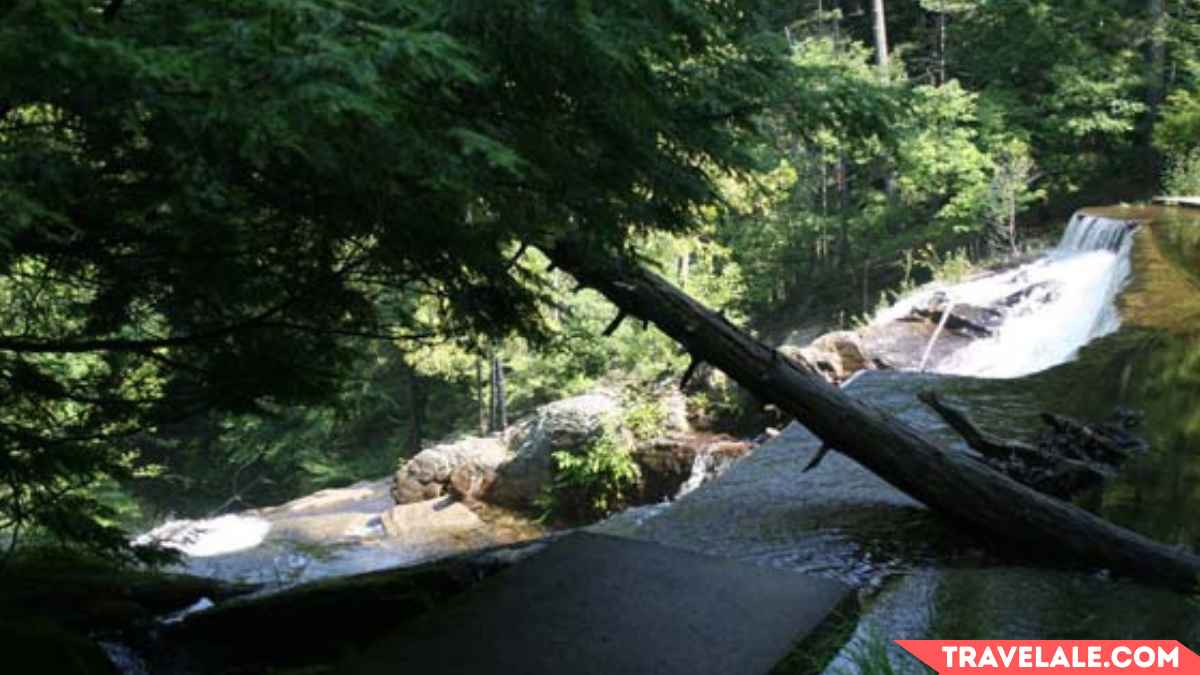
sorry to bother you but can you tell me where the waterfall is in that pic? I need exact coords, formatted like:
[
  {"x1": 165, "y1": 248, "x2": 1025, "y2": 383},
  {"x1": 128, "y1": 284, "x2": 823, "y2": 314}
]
[
  {"x1": 674, "y1": 448, "x2": 741, "y2": 499},
  {"x1": 1057, "y1": 211, "x2": 1135, "y2": 253},
  {"x1": 939, "y1": 212, "x2": 1134, "y2": 377},
  {"x1": 871, "y1": 211, "x2": 1136, "y2": 378}
]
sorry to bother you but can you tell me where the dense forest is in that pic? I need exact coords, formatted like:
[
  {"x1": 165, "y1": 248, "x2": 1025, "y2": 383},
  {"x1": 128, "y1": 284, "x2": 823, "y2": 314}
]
[{"x1": 2, "y1": 0, "x2": 1199, "y2": 564}]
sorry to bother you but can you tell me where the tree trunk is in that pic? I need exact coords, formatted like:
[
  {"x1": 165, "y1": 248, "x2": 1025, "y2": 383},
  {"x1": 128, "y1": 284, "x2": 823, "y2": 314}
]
[
  {"x1": 477, "y1": 358, "x2": 487, "y2": 436},
  {"x1": 1008, "y1": 196, "x2": 1018, "y2": 255},
  {"x1": 545, "y1": 240, "x2": 1200, "y2": 591},
  {"x1": 1148, "y1": 0, "x2": 1167, "y2": 111},
  {"x1": 495, "y1": 355, "x2": 507, "y2": 431},
  {"x1": 937, "y1": 7, "x2": 947, "y2": 86},
  {"x1": 407, "y1": 371, "x2": 427, "y2": 454},
  {"x1": 861, "y1": 258, "x2": 871, "y2": 314},
  {"x1": 871, "y1": 0, "x2": 897, "y2": 201},
  {"x1": 871, "y1": 0, "x2": 890, "y2": 75},
  {"x1": 488, "y1": 348, "x2": 507, "y2": 433},
  {"x1": 676, "y1": 250, "x2": 690, "y2": 287}
]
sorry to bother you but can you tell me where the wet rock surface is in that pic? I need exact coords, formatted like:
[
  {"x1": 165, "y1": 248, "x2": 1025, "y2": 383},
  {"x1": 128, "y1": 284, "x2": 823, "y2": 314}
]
[
  {"x1": 340, "y1": 533, "x2": 852, "y2": 675},
  {"x1": 594, "y1": 369, "x2": 1200, "y2": 669},
  {"x1": 909, "y1": 292, "x2": 1005, "y2": 338},
  {"x1": 136, "y1": 478, "x2": 542, "y2": 589},
  {"x1": 859, "y1": 319, "x2": 974, "y2": 372},
  {"x1": 380, "y1": 498, "x2": 490, "y2": 547}
]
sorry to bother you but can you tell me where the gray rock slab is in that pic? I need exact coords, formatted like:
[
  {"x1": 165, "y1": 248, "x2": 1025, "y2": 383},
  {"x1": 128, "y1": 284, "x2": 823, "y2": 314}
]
[{"x1": 344, "y1": 531, "x2": 851, "y2": 675}]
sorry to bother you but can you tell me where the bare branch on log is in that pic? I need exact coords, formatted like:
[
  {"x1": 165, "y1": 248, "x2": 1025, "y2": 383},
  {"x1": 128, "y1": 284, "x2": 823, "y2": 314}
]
[
  {"x1": 803, "y1": 444, "x2": 832, "y2": 472},
  {"x1": 602, "y1": 310, "x2": 628, "y2": 337},
  {"x1": 680, "y1": 359, "x2": 702, "y2": 389}
]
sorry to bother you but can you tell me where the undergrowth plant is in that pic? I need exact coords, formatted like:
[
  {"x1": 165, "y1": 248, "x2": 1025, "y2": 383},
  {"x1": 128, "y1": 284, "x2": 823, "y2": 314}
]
[
  {"x1": 537, "y1": 407, "x2": 647, "y2": 524},
  {"x1": 916, "y1": 244, "x2": 975, "y2": 284},
  {"x1": 838, "y1": 631, "x2": 932, "y2": 675},
  {"x1": 1163, "y1": 148, "x2": 1200, "y2": 196},
  {"x1": 622, "y1": 388, "x2": 668, "y2": 444}
]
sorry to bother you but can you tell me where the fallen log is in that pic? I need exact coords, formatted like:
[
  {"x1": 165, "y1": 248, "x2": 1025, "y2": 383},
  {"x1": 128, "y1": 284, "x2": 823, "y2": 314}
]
[
  {"x1": 1040, "y1": 412, "x2": 1134, "y2": 464},
  {"x1": 917, "y1": 390, "x2": 1044, "y2": 464},
  {"x1": 546, "y1": 239, "x2": 1200, "y2": 591},
  {"x1": 919, "y1": 391, "x2": 1117, "y2": 499}
]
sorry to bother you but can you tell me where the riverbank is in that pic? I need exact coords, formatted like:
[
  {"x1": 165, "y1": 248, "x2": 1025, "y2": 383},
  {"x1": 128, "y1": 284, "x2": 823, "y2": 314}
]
[{"x1": 1152, "y1": 195, "x2": 1200, "y2": 207}]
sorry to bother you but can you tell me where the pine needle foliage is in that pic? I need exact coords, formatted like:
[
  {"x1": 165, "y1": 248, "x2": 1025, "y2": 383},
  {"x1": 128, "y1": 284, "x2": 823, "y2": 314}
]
[{"x1": 0, "y1": 0, "x2": 892, "y2": 554}]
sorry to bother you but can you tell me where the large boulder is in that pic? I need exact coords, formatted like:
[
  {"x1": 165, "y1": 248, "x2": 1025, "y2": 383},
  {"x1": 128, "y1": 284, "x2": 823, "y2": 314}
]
[
  {"x1": 809, "y1": 330, "x2": 873, "y2": 375},
  {"x1": 390, "y1": 388, "x2": 741, "y2": 520},
  {"x1": 392, "y1": 437, "x2": 509, "y2": 505},
  {"x1": 485, "y1": 392, "x2": 621, "y2": 509},
  {"x1": 779, "y1": 330, "x2": 875, "y2": 385},
  {"x1": 447, "y1": 462, "x2": 499, "y2": 505}
]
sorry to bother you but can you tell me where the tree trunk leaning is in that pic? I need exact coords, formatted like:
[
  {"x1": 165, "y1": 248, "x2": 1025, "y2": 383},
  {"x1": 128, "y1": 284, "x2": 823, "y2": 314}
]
[{"x1": 546, "y1": 240, "x2": 1200, "y2": 591}]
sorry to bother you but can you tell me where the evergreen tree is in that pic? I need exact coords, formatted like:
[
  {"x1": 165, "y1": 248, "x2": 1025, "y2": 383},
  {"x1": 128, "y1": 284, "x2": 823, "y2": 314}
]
[{"x1": 0, "y1": 0, "x2": 890, "y2": 554}]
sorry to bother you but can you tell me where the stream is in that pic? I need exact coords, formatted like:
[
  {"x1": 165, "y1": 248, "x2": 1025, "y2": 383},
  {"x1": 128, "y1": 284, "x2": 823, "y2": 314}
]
[
  {"x1": 596, "y1": 207, "x2": 1200, "y2": 668},
  {"x1": 115, "y1": 208, "x2": 1200, "y2": 673}
]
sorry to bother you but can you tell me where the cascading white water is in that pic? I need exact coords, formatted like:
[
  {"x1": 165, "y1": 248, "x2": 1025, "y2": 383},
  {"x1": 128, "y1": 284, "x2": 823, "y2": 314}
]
[
  {"x1": 135, "y1": 514, "x2": 272, "y2": 558},
  {"x1": 1058, "y1": 212, "x2": 1134, "y2": 253},
  {"x1": 871, "y1": 211, "x2": 1135, "y2": 378}
]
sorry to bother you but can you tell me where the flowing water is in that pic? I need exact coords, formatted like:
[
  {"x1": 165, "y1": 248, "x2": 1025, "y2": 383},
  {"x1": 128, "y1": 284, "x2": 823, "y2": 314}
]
[
  {"x1": 595, "y1": 207, "x2": 1200, "y2": 668},
  {"x1": 132, "y1": 479, "x2": 539, "y2": 591},
  {"x1": 872, "y1": 211, "x2": 1136, "y2": 378}
]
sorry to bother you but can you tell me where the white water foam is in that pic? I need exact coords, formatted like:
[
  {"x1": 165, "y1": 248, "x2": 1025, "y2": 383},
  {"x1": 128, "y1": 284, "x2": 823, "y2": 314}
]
[
  {"x1": 135, "y1": 514, "x2": 272, "y2": 557},
  {"x1": 871, "y1": 211, "x2": 1135, "y2": 378}
]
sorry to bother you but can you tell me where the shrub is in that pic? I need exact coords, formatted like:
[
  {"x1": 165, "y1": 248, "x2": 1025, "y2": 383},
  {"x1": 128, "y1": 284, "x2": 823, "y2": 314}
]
[
  {"x1": 622, "y1": 391, "x2": 667, "y2": 444},
  {"x1": 1163, "y1": 147, "x2": 1200, "y2": 196},
  {"x1": 537, "y1": 418, "x2": 642, "y2": 524},
  {"x1": 1153, "y1": 90, "x2": 1200, "y2": 158},
  {"x1": 917, "y1": 244, "x2": 975, "y2": 284}
]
